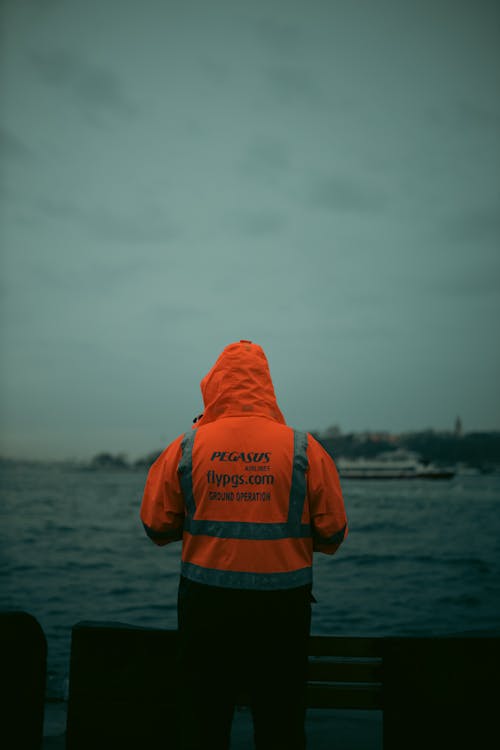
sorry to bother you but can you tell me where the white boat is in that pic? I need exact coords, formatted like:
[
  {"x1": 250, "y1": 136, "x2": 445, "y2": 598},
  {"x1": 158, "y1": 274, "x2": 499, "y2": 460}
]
[{"x1": 336, "y1": 450, "x2": 455, "y2": 480}]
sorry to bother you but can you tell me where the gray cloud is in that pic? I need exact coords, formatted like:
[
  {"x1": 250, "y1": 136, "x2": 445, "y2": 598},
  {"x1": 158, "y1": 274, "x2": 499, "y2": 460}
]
[
  {"x1": 228, "y1": 209, "x2": 285, "y2": 237},
  {"x1": 88, "y1": 207, "x2": 177, "y2": 245},
  {"x1": 0, "y1": 127, "x2": 36, "y2": 163},
  {"x1": 439, "y1": 268, "x2": 500, "y2": 298},
  {"x1": 2, "y1": 0, "x2": 500, "y2": 458},
  {"x1": 198, "y1": 56, "x2": 232, "y2": 86},
  {"x1": 264, "y1": 64, "x2": 320, "y2": 104},
  {"x1": 308, "y1": 174, "x2": 385, "y2": 213},
  {"x1": 149, "y1": 302, "x2": 206, "y2": 326},
  {"x1": 427, "y1": 100, "x2": 500, "y2": 133},
  {"x1": 36, "y1": 195, "x2": 82, "y2": 222},
  {"x1": 22, "y1": 0, "x2": 64, "y2": 9},
  {"x1": 441, "y1": 207, "x2": 500, "y2": 247},
  {"x1": 456, "y1": 101, "x2": 500, "y2": 131},
  {"x1": 35, "y1": 196, "x2": 178, "y2": 244},
  {"x1": 238, "y1": 137, "x2": 291, "y2": 185},
  {"x1": 246, "y1": 137, "x2": 290, "y2": 171},
  {"x1": 30, "y1": 49, "x2": 137, "y2": 116},
  {"x1": 254, "y1": 17, "x2": 305, "y2": 57}
]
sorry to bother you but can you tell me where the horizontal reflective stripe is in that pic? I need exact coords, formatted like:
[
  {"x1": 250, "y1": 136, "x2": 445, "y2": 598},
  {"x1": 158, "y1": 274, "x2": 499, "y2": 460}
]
[
  {"x1": 313, "y1": 523, "x2": 347, "y2": 546},
  {"x1": 181, "y1": 561, "x2": 312, "y2": 590},
  {"x1": 142, "y1": 522, "x2": 183, "y2": 542},
  {"x1": 184, "y1": 518, "x2": 312, "y2": 540}
]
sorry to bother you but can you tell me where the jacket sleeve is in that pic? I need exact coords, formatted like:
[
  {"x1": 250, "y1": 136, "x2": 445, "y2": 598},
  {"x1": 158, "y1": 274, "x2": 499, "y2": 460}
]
[
  {"x1": 140, "y1": 434, "x2": 185, "y2": 546},
  {"x1": 307, "y1": 434, "x2": 348, "y2": 555}
]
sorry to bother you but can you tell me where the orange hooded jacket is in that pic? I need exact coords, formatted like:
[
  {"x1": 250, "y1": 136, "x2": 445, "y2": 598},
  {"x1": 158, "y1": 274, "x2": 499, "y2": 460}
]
[{"x1": 140, "y1": 340, "x2": 347, "y2": 590}]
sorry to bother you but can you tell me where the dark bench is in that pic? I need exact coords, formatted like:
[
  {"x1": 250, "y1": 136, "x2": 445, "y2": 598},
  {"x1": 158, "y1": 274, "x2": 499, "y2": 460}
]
[
  {"x1": 0, "y1": 611, "x2": 47, "y2": 750},
  {"x1": 66, "y1": 622, "x2": 499, "y2": 750}
]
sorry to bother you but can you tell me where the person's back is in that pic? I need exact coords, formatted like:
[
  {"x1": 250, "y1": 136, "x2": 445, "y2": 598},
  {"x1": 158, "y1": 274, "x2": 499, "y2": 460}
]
[
  {"x1": 180, "y1": 414, "x2": 325, "y2": 590},
  {"x1": 140, "y1": 340, "x2": 348, "y2": 749}
]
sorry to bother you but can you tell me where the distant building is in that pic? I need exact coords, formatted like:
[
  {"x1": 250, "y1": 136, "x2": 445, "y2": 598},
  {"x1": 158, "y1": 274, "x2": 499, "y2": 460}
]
[
  {"x1": 323, "y1": 425, "x2": 342, "y2": 438},
  {"x1": 454, "y1": 417, "x2": 463, "y2": 437}
]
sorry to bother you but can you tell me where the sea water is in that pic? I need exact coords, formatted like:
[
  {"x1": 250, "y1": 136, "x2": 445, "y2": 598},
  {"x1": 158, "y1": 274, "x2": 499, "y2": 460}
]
[{"x1": 1, "y1": 461, "x2": 500, "y2": 703}]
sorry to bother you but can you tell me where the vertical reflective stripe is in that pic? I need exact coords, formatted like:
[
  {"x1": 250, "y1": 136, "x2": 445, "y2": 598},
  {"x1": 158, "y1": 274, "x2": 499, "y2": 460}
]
[
  {"x1": 287, "y1": 430, "x2": 309, "y2": 533},
  {"x1": 179, "y1": 431, "x2": 196, "y2": 517}
]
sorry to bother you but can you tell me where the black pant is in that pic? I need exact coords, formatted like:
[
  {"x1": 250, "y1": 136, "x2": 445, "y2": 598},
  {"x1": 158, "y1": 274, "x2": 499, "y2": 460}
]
[{"x1": 177, "y1": 576, "x2": 312, "y2": 750}]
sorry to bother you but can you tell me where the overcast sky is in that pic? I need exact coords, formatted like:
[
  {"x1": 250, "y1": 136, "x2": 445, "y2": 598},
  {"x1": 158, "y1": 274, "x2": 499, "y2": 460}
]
[{"x1": 1, "y1": 0, "x2": 499, "y2": 460}]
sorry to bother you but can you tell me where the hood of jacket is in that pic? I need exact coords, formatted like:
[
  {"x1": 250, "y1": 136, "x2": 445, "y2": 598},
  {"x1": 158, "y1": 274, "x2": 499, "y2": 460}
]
[{"x1": 194, "y1": 340, "x2": 286, "y2": 428}]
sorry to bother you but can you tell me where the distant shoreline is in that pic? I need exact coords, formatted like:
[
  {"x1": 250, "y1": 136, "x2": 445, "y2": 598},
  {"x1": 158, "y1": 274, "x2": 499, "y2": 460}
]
[{"x1": 2, "y1": 428, "x2": 500, "y2": 471}]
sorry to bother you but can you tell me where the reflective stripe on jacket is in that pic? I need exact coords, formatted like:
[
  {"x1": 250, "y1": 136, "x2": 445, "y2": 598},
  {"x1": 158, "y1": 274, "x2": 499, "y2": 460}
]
[{"x1": 140, "y1": 340, "x2": 348, "y2": 590}]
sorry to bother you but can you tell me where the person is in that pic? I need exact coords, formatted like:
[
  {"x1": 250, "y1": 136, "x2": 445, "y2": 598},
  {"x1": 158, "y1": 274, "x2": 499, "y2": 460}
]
[{"x1": 140, "y1": 340, "x2": 348, "y2": 750}]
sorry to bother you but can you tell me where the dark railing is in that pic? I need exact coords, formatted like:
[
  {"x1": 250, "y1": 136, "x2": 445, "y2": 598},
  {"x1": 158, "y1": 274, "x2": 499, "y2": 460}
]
[
  {"x1": 1, "y1": 614, "x2": 498, "y2": 750},
  {"x1": 66, "y1": 621, "x2": 499, "y2": 750}
]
